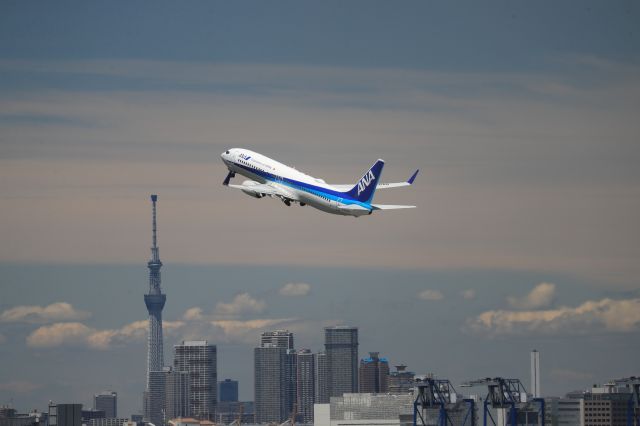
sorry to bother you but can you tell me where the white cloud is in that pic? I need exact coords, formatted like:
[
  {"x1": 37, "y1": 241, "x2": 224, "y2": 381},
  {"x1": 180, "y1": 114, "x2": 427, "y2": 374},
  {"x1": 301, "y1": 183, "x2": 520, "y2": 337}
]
[
  {"x1": 0, "y1": 381, "x2": 43, "y2": 393},
  {"x1": 460, "y1": 289, "x2": 476, "y2": 300},
  {"x1": 0, "y1": 302, "x2": 90, "y2": 324},
  {"x1": 215, "y1": 293, "x2": 266, "y2": 318},
  {"x1": 182, "y1": 307, "x2": 204, "y2": 321},
  {"x1": 279, "y1": 283, "x2": 311, "y2": 297},
  {"x1": 210, "y1": 318, "x2": 297, "y2": 344},
  {"x1": 26, "y1": 319, "x2": 186, "y2": 350},
  {"x1": 467, "y1": 297, "x2": 640, "y2": 337},
  {"x1": 26, "y1": 322, "x2": 93, "y2": 348},
  {"x1": 419, "y1": 289, "x2": 444, "y2": 301},
  {"x1": 507, "y1": 283, "x2": 556, "y2": 309}
]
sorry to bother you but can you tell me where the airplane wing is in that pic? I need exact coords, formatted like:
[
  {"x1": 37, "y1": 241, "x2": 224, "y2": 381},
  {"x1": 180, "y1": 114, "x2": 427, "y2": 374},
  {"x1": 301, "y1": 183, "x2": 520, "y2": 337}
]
[
  {"x1": 371, "y1": 204, "x2": 416, "y2": 210},
  {"x1": 331, "y1": 169, "x2": 419, "y2": 191},
  {"x1": 228, "y1": 182, "x2": 300, "y2": 201}
]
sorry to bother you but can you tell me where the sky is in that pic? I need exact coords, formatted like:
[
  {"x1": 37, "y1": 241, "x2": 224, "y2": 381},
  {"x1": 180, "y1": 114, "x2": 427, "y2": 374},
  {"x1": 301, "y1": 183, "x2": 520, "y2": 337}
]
[{"x1": 1, "y1": 0, "x2": 639, "y2": 418}]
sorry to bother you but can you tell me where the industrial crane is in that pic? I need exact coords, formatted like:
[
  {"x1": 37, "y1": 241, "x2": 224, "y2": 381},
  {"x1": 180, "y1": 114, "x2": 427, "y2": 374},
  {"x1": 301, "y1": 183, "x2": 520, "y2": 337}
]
[
  {"x1": 461, "y1": 377, "x2": 544, "y2": 426},
  {"x1": 413, "y1": 377, "x2": 475, "y2": 426},
  {"x1": 607, "y1": 376, "x2": 640, "y2": 426}
]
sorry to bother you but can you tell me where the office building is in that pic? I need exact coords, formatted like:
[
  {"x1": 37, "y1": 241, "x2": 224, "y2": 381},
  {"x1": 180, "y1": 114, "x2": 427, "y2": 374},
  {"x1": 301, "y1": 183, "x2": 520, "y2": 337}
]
[
  {"x1": 254, "y1": 331, "x2": 297, "y2": 424},
  {"x1": 359, "y1": 352, "x2": 390, "y2": 394},
  {"x1": 87, "y1": 419, "x2": 128, "y2": 426},
  {"x1": 297, "y1": 349, "x2": 316, "y2": 424},
  {"x1": 174, "y1": 341, "x2": 217, "y2": 421},
  {"x1": 218, "y1": 379, "x2": 238, "y2": 402},
  {"x1": 143, "y1": 195, "x2": 167, "y2": 424},
  {"x1": 48, "y1": 404, "x2": 81, "y2": 426},
  {"x1": 325, "y1": 326, "x2": 359, "y2": 398},
  {"x1": 93, "y1": 392, "x2": 117, "y2": 419},
  {"x1": 314, "y1": 393, "x2": 414, "y2": 426},
  {"x1": 260, "y1": 330, "x2": 294, "y2": 350},
  {"x1": 315, "y1": 351, "x2": 329, "y2": 404},
  {"x1": 388, "y1": 365, "x2": 415, "y2": 394},
  {"x1": 145, "y1": 370, "x2": 167, "y2": 426},
  {"x1": 165, "y1": 367, "x2": 191, "y2": 420},
  {"x1": 81, "y1": 410, "x2": 105, "y2": 423}
]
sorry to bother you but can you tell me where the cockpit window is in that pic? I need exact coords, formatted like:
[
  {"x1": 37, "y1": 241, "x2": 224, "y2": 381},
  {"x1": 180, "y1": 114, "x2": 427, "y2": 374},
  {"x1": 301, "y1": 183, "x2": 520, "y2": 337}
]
[{"x1": 225, "y1": 150, "x2": 230, "y2": 154}]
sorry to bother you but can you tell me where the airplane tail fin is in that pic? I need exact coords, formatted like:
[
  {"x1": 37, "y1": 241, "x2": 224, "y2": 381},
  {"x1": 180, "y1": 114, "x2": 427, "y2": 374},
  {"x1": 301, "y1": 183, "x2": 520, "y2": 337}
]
[{"x1": 343, "y1": 159, "x2": 385, "y2": 203}]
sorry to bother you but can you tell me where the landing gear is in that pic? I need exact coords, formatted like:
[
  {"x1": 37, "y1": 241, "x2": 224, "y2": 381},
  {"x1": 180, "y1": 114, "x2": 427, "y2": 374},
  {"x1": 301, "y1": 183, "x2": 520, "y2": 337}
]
[
  {"x1": 300, "y1": 202, "x2": 306, "y2": 206},
  {"x1": 223, "y1": 171, "x2": 236, "y2": 186},
  {"x1": 284, "y1": 199, "x2": 291, "y2": 206}
]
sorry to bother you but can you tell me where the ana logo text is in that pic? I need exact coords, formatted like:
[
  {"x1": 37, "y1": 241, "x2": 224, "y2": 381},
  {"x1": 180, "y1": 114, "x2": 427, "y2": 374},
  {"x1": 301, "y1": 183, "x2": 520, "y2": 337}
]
[{"x1": 357, "y1": 170, "x2": 376, "y2": 196}]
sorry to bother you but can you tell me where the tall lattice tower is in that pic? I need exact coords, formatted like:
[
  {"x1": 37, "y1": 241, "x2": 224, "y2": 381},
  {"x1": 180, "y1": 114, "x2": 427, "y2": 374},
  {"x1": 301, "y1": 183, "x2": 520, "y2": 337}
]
[{"x1": 143, "y1": 194, "x2": 166, "y2": 425}]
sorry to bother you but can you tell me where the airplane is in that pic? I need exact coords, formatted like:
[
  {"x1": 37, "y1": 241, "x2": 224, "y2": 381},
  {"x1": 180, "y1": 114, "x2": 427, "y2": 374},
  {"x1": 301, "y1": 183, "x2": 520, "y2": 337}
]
[{"x1": 220, "y1": 148, "x2": 418, "y2": 217}]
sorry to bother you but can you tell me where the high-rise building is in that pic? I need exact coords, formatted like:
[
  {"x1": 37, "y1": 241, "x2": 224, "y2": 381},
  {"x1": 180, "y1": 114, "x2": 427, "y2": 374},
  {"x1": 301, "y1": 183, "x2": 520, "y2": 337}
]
[
  {"x1": 531, "y1": 349, "x2": 541, "y2": 398},
  {"x1": 48, "y1": 404, "x2": 82, "y2": 426},
  {"x1": 388, "y1": 364, "x2": 415, "y2": 394},
  {"x1": 296, "y1": 349, "x2": 315, "y2": 424},
  {"x1": 218, "y1": 379, "x2": 238, "y2": 402},
  {"x1": 325, "y1": 326, "x2": 359, "y2": 398},
  {"x1": 359, "y1": 352, "x2": 389, "y2": 393},
  {"x1": 174, "y1": 340, "x2": 217, "y2": 421},
  {"x1": 254, "y1": 330, "x2": 297, "y2": 424},
  {"x1": 146, "y1": 370, "x2": 167, "y2": 426},
  {"x1": 94, "y1": 392, "x2": 117, "y2": 418},
  {"x1": 260, "y1": 330, "x2": 294, "y2": 350},
  {"x1": 315, "y1": 351, "x2": 329, "y2": 404},
  {"x1": 143, "y1": 195, "x2": 167, "y2": 424},
  {"x1": 165, "y1": 367, "x2": 191, "y2": 420}
]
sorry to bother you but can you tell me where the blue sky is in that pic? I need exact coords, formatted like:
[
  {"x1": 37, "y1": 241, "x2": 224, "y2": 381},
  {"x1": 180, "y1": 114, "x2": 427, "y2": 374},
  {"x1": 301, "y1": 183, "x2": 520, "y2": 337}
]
[{"x1": 1, "y1": 0, "x2": 639, "y2": 418}]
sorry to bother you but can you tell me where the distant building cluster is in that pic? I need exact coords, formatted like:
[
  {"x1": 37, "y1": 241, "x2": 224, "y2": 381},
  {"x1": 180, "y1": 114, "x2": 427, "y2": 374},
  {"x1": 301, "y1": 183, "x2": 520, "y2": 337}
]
[{"x1": 6, "y1": 196, "x2": 637, "y2": 426}]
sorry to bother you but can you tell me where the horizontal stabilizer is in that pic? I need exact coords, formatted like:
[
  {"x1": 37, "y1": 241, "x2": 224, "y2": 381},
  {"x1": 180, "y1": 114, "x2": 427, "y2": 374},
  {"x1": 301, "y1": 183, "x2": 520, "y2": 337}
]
[{"x1": 371, "y1": 204, "x2": 416, "y2": 210}]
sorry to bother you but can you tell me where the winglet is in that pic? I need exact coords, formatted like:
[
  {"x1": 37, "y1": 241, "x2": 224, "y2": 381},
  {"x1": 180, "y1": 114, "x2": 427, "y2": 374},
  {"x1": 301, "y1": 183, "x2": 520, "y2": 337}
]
[{"x1": 407, "y1": 169, "x2": 419, "y2": 185}]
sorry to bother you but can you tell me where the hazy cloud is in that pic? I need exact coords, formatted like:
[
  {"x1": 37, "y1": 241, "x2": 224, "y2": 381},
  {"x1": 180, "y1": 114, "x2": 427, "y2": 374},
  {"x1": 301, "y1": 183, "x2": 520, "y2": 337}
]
[
  {"x1": 551, "y1": 369, "x2": 595, "y2": 381},
  {"x1": 210, "y1": 318, "x2": 298, "y2": 344},
  {"x1": 25, "y1": 319, "x2": 186, "y2": 350},
  {"x1": 215, "y1": 293, "x2": 266, "y2": 318},
  {"x1": 279, "y1": 283, "x2": 311, "y2": 297},
  {"x1": 26, "y1": 322, "x2": 93, "y2": 348},
  {"x1": 0, "y1": 381, "x2": 43, "y2": 393},
  {"x1": 507, "y1": 283, "x2": 556, "y2": 310},
  {"x1": 467, "y1": 297, "x2": 640, "y2": 337},
  {"x1": 0, "y1": 333, "x2": 6, "y2": 344},
  {"x1": 0, "y1": 302, "x2": 90, "y2": 324},
  {"x1": 419, "y1": 289, "x2": 444, "y2": 301},
  {"x1": 182, "y1": 307, "x2": 204, "y2": 321},
  {"x1": 460, "y1": 289, "x2": 476, "y2": 300}
]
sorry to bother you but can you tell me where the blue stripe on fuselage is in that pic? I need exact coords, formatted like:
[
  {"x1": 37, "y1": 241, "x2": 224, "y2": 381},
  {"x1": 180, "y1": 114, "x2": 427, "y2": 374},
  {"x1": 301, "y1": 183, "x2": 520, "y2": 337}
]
[{"x1": 233, "y1": 162, "x2": 371, "y2": 209}]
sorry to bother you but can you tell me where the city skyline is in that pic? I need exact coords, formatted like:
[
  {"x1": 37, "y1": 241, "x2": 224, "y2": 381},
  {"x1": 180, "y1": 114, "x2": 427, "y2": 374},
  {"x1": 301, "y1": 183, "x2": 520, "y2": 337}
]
[{"x1": 1, "y1": 0, "x2": 639, "y2": 420}]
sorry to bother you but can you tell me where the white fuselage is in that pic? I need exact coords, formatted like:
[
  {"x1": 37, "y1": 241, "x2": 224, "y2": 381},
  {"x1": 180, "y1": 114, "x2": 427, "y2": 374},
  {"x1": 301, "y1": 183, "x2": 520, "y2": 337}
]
[{"x1": 221, "y1": 148, "x2": 372, "y2": 216}]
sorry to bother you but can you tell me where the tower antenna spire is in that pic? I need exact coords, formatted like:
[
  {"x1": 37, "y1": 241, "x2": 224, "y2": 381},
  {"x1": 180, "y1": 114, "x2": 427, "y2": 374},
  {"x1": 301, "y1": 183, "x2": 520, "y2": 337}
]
[
  {"x1": 151, "y1": 194, "x2": 158, "y2": 249},
  {"x1": 143, "y1": 194, "x2": 166, "y2": 425}
]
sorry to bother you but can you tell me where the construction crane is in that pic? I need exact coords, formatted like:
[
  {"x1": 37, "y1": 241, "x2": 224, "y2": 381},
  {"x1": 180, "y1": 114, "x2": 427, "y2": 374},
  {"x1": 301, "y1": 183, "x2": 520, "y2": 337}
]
[
  {"x1": 607, "y1": 376, "x2": 640, "y2": 426},
  {"x1": 461, "y1": 377, "x2": 544, "y2": 426},
  {"x1": 413, "y1": 377, "x2": 475, "y2": 426}
]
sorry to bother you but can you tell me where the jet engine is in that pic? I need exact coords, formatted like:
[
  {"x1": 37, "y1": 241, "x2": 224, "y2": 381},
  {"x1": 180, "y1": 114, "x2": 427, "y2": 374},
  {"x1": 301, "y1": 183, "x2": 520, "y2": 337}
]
[{"x1": 240, "y1": 180, "x2": 264, "y2": 198}]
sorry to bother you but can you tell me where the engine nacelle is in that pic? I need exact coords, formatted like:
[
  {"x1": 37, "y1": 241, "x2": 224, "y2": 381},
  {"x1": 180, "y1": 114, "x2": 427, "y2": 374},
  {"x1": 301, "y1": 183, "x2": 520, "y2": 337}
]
[{"x1": 240, "y1": 180, "x2": 264, "y2": 198}]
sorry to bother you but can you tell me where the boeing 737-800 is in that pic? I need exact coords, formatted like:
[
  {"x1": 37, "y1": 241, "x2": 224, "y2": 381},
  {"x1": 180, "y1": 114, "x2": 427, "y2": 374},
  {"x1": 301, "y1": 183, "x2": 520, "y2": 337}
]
[{"x1": 221, "y1": 148, "x2": 418, "y2": 217}]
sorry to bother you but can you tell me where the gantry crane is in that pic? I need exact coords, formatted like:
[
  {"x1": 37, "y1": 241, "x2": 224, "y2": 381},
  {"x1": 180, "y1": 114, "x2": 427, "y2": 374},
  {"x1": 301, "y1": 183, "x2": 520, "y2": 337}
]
[
  {"x1": 413, "y1": 377, "x2": 475, "y2": 426},
  {"x1": 607, "y1": 376, "x2": 640, "y2": 426},
  {"x1": 461, "y1": 377, "x2": 544, "y2": 426}
]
